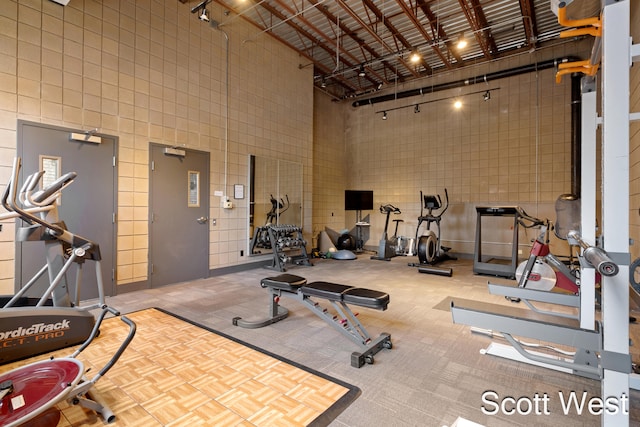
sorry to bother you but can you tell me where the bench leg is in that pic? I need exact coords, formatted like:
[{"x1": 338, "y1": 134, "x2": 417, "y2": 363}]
[
  {"x1": 233, "y1": 289, "x2": 290, "y2": 329},
  {"x1": 351, "y1": 333, "x2": 392, "y2": 368},
  {"x1": 301, "y1": 297, "x2": 393, "y2": 367}
]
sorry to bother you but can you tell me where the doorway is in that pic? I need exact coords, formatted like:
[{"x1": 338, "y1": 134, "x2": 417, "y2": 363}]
[
  {"x1": 149, "y1": 144, "x2": 210, "y2": 287},
  {"x1": 16, "y1": 120, "x2": 117, "y2": 300}
]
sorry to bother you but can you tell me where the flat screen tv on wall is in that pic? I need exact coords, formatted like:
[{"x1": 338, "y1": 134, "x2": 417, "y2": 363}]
[{"x1": 345, "y1": 190, "x2": 374, "y2": 211}]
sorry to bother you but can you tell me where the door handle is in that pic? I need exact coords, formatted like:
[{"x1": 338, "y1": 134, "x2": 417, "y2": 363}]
[{"x1": 196, "y1": 216, "x2": 208, "y2": 224}]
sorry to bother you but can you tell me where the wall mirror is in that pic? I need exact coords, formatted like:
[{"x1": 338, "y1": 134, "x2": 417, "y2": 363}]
[{"x1": 249, "y1": 155, "x2": 303, "y2": 255}]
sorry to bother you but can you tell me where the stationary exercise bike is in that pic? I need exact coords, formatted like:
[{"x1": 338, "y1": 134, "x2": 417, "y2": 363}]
[
  {"x1": 0, "y1": 158, "x2": 108, "y2": 364},
  {"x1": 509, "y1": 205, "x2": 617, "y2": 302},
  {"x1": 409, "y1": 189, "x2": 455, "y2": 276},
  {"x1": 511, "y1": 215, "x2": 580, "y2": 295},
  {"x1": 371, "y1": 204, "x2": 401, "y2": 261}
]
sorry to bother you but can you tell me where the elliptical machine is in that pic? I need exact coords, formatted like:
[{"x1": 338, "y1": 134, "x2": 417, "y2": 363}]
[
  {"x1": 0, "y1": 158, "x2": 107, "y2": 364},
  {"x1": 371, "y1": 204, "x2": 402, "y2": 261},
  {"x1": 410, "y1": 189, "x2": 455, "y2": 276}
]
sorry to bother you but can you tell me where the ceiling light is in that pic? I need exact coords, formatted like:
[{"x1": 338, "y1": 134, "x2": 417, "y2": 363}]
[
  {"x1": 483, "y1": 90, "x2": 491, "y2": 101},
  {"x1": 409, "y1": 49, "x2": 421, "y2": 64},
  {"x1": 199, "y1": 8, "x2": 210, "y2": 22},
  {"x1": 414, "y1": 104, "x2": 420, "y2": 113},
  {"x1": 457, "y1": 33, "x2": 468, "y2": 49},
  {"x1": 382, "y1": 111, "x2": 388, "y2": 120},
  {"x1": 321, "y1": 77, "x2": 327, "y2": 88},
  {"x1": 358, "y1": 65, "x2": 366, "y2": 77},
  {"x1": 454, "y1": 100, "x2": 462, "y2": 109}
]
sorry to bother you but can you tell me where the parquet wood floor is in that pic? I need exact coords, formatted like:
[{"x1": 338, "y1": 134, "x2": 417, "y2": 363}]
[{"x1": 0, "y1": 308, "x2": 359, "y2": 426}]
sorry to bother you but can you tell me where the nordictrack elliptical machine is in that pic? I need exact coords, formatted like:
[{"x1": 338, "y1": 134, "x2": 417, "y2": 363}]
[
  {"x1": 371, "y1": 204, "x2": 401, "y2": 261},
  {"x1": 409, "y1": 189, "x2": 455, "y2": 276},
  {"x1": 0, "y1": 158, "x2": 107, "y2": 364}
]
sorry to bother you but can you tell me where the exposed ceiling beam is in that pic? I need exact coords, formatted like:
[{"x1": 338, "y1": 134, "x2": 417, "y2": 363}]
[
  {"x1": 458, "y1": 0, "x2": 498, "y2": 59},
  {"x1": 416, "y1": 0, "x2": 464, "y2": 67},
  {"x1": 519, "y1": 0, "x2": 539, "y2": 49}
]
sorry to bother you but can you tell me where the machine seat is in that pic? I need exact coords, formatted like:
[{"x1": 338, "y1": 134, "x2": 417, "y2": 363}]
[
  {"x1": 343, "y1": 288, "x2": 389, "y2": 310},
  {"x1": 260, "y1": 274, "x2": 307, "y2": 291},
  {"x1": 301, "y1": 282, "x2": 353, "y2": 301}
]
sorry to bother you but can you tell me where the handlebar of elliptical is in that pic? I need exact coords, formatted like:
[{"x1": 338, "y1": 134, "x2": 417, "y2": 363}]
[
  {"x1": 5, "y1": 158, "x2": 65, "y2": 235},
  {"x1": 440, "y1": 188, "x2": 449, "y2": 215},
  {"x1": 24, "y1": 171, "x2": 77, "y2": 207},
  {"x1": 380, "y1": 204, "x2": 401, "y2": 214},
  {"x1": 567, "y1": 230, "x2": 619, "y2": 276},
  {"x1": 420, "y1": 189, "x2": 449, "y2": 217}
]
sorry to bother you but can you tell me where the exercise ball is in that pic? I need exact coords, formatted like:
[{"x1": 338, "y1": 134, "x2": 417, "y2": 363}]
[{"x1": 336, "y1": 234, "x2": 355, "y2": 250}]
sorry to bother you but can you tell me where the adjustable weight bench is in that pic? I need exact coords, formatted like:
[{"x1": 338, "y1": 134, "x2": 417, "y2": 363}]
[{"x1": 232, "y1": 274, "x2": 392, "y2": 368}]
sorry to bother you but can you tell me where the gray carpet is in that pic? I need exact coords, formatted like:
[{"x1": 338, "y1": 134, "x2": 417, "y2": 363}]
[{"x1": 97, "y1": 255, "x2": 640, "y2": 426}]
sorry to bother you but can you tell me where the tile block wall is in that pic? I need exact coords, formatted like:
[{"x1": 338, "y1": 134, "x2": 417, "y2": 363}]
[
  {"x1": 312, "y1": 92, "x2": 348, "y2": 248},
  {"x1": 315, "y1": 41, "x2": 599, "y2": 258},
  {"x1": 0, "y1": 0, "x2": 313, "y2": 293}
]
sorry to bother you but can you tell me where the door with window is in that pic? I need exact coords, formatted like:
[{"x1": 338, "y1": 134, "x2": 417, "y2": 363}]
[
  {"x1": 16, "y1": 120, "x2": 117, "y2": 299},
  {"x1": 149, "y1": 144, "x2": 210, "y2": 287}
]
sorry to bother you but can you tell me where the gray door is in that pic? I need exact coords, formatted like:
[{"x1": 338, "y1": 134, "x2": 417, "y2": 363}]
[
  {"x1": 149, "y1": 144, "x2": 210, "y2": 287},
  {"x1": 16, "y1": 120, "x2": 117, "y2": 299}
]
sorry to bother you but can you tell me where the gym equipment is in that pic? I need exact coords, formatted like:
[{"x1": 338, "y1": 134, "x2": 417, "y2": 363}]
[
  {"x1": 370, "y1": 204, "x2": 401, "y2": 261},
  {"x1": 473, "y1": 206, "x2": 520, "y2": 278},
  {"x1": 394, "y1": 236, "x2": 414, "y2": 256},
  {"x1": 0, "y1": 306, "x2": 136, "y2": 426},
  {"x1": 409, "y1": 189, "x2": 455, "y2": 276},
  {"x1": 232, "y1": 273, "x2": 392, "y2": 367},
  {"x1": 0, "y1": 158, "x2": 109, "y2": 364},
  {"x1": 453, "y1": 6, "x2": 636, "y2": 422},
  {"x1": 331, "y1": 249, "x2": 357, "y2": 260},
  {"x1": 415, "y1": 189, "x2": 455, "y2": 263},
  {"x1": 491, "y1": 205, "x2": 617, "y2": 315},
  {"x1": 336, "y1": 232, "x2": 355, "y2": 251},
  {"x1": 266, "y1": 224, "x2": 312, "y2": 272},
  {"x1": 452, "y1": 229, "x2": 620, "y2": 380},
  {"x1": 512, "y1": 214, "x2": 579, "y2": 293},
  {"x1": 250, "y1": 194, "x2": 289, "y2": 254}
]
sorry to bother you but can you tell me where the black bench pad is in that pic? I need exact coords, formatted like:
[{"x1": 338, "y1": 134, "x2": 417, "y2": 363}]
[
  {"x1": 301, "y1": 281, "x2": 353, "y2": 301},
  {"x1": 343, "y1": 288, "x2": 389, "y2": 310},
  {"x1": 261, "y1": 274, "x2": 307, "y2": 291}
]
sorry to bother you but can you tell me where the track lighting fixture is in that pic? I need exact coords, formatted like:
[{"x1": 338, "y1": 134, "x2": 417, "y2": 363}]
[
  {"x1": 374, "y1": 88, "x2": 498, "y2": 118},
  {"x1": 191, "y1": 0, "x2": 211, "y2": 22},
  {"x1": 191, "y1": 0, "x2": 210, "y2": 13},
  {"x1": 358, "y1": 65, "x2": 366, "y2": 77}
]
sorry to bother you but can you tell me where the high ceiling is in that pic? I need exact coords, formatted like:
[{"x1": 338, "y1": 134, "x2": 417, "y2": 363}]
[{"x1": 184, "y1": 0, "x2": 598, "y2": 100}]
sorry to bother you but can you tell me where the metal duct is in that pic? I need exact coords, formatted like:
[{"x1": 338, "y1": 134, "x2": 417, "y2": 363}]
[{"x1": 352, "y1": 57, "x2": 578, "y2": 108}]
